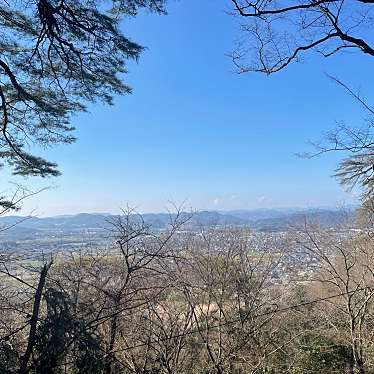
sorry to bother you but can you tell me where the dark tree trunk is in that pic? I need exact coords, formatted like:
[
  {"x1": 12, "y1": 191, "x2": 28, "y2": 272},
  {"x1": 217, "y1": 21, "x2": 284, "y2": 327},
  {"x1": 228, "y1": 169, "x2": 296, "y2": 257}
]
[{"x1": 18, "y1": 262, "x2": 52, "y2": 374}]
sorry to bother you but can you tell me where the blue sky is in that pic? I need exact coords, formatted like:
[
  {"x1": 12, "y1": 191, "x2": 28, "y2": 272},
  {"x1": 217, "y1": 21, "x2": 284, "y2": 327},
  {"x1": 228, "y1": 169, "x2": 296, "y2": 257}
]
[{"x1": 4, "y1": 0, "x2": 374, "y2": 216}]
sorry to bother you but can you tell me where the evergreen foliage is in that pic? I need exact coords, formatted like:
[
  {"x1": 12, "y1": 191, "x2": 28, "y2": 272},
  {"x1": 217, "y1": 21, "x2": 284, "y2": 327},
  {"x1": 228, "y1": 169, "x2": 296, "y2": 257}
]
[
  {"x1": 33, "y1": 288, "x2": 105, "y2": 374},
  {"x1": 0, "y1": 0, "x2": 166, "y2": 210}
]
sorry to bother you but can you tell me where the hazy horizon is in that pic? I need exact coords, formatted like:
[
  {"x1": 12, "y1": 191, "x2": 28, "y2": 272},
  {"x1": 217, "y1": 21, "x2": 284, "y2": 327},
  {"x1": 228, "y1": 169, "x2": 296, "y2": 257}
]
[{"x1": 7, "y1": 201, "x2": 359, "y2": 219}]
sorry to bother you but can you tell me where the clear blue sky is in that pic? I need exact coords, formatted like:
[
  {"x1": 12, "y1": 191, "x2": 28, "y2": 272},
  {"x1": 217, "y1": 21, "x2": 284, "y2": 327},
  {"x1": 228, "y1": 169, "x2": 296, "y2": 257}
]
[{"x1": 5, "y1": 0, "x2": 374, "y2": 216}]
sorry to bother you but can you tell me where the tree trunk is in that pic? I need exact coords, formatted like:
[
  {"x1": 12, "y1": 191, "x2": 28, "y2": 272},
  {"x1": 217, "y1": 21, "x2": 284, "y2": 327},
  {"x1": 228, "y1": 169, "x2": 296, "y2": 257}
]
[{"x1": 18, "y1": 262, "x2": 52, "y2": 374}]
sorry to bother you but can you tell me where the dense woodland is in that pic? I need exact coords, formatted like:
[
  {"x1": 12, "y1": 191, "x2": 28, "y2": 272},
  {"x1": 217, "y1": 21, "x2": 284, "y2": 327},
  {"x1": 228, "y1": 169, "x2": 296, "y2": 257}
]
[{"x1": 2, "y1": 208, "x2": 374, "y2": 373}]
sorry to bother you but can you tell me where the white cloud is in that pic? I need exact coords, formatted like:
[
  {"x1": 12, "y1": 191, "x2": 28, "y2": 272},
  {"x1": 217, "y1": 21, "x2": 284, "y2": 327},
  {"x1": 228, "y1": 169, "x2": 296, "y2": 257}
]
[{"x1": 257, "y1": 195, "x2": 271, "y2": 205}]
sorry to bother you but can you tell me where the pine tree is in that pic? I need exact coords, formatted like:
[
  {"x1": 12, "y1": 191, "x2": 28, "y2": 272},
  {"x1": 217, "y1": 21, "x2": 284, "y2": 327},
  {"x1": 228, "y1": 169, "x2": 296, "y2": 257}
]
[{"x1": 0, "y1": 0, "x2": 166, "y2": 209}]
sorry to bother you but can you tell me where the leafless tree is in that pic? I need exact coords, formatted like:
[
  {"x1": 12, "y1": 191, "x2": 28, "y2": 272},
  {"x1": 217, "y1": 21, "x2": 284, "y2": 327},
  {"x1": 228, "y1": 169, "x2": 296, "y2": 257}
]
[
  {"x1": 174, "y1": 227, "x2": 294, "y2": 373},
  {"x1": 294, "y1": 223, "x2": 374, "y2": 373},
  {"x1": 229, "y1": 0, "x2": 374, "y2": 74},
  {"x1": 47, "y1": 206, "x2": 190, "y2": 373}
]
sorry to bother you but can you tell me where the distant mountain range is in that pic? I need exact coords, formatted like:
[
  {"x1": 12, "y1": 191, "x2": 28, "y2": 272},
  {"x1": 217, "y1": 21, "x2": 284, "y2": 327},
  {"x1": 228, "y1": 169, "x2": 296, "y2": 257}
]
[{"x1": 0, "y1": 207, "x2": 357, "y2": 241}]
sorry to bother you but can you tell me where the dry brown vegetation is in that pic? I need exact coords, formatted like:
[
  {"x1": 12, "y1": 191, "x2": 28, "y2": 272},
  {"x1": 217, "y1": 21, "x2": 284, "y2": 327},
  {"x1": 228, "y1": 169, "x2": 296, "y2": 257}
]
[{"x1": 0, "y1": 210, "x2": 374, "y2": 373}]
